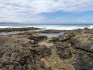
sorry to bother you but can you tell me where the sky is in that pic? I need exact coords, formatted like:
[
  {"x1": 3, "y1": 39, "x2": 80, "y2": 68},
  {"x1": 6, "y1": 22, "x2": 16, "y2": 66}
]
[{"x1": 0, "y1": 0, "x2": 93, "y2": 24}]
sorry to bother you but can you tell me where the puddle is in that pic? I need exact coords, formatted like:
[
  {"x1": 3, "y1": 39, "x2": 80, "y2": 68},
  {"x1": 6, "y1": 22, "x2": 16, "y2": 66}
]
[
  {"x1": 0, "y1": 31, "x2": 64, "y2": 38},
  {"x1": 39, "y1": 32, "x2": 64, "y2": 39}
]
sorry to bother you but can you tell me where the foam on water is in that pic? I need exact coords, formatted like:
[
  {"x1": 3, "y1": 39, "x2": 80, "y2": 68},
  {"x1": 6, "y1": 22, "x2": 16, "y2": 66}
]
[
  {"x1": 23, "y1": 25, "x2": 93, "y2": 30},
  {"x1": 0, "y1": 24, "x2": 93, "y2": 30}
]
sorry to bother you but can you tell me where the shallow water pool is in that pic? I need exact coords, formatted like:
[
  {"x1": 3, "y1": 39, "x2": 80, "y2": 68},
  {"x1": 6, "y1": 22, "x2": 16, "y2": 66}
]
[{"x1": 39, "y1": 32, "x2": 64, "y2": 39}]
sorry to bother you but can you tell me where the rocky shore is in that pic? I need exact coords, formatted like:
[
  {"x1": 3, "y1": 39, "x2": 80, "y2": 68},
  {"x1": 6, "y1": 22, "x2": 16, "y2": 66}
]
[
  {"x1": 0, "y1": 28, "x2": 93, "y2": 70},
  {"x1": 0, "y1": 27, "x2": 40, "y2": 32}
]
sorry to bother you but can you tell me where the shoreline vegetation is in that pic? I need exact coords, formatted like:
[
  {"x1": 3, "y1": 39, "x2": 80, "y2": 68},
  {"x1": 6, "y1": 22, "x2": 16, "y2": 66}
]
[{"x1": 0, "y1": 27, "x2": 93, "y2": 70}]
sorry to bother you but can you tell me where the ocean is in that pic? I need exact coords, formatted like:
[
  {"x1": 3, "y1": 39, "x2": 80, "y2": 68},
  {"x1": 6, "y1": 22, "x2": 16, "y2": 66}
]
[{"x1": 0, "y1": 24, "x2": 93, "y2": 30}]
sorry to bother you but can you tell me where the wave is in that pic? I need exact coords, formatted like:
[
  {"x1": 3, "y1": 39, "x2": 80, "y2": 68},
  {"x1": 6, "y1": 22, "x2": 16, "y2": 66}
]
[
  {"x1": 0, "y1": 25, "x2": 93, "y2": 30},
  {"x1": 29, "y1": 25, "x2": 93, "y2": 30},
  {"x1": 88, "y1": 26, "x2": 93, "y2": 29}
]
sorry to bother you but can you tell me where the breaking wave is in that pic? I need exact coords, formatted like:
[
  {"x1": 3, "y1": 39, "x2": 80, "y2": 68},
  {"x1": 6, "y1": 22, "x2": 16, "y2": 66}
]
[{"x1": 0, "y1": 24, "x2": 93, "y2": 30}]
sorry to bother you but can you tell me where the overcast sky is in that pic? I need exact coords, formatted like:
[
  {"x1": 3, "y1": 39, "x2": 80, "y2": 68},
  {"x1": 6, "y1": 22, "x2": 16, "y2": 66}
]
[{"x1": 0, "y1": 0, "x2": 93, "y2": 24}]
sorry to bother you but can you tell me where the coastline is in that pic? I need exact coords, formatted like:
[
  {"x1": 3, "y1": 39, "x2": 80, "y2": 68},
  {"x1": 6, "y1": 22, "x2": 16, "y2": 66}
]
[
  {"x1": 0, "y1": 24, "x2": 93, "y2": 30},
  {"x1": 0, "y1": 27, "x2": 93, "y2": 70}
]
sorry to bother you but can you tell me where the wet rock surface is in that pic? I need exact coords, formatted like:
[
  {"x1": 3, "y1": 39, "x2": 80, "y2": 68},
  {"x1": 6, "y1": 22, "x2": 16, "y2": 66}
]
[{"x1": 0, "y1": 29, "x2": 93, "y2": 70}]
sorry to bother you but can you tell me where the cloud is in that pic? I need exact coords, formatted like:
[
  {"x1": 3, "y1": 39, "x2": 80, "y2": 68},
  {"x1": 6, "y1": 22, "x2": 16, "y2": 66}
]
[
  {"x1": 30, "y1": 0, "x2": 93, "y2": 13},
  {"x1": 0, "y1": 0, "x2": 93, "y2": 23}
]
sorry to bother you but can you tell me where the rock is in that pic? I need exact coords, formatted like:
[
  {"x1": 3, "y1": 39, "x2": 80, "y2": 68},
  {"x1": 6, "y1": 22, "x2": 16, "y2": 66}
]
[
  {"x1": 56, "y1": 42, "x2": 72, "y2": 59},
  {"x1": 0, "y1": 27, "x2": 40, "y2": 32},
  {"x1": 74, "y1": 52, "x2": 93, "y2": 70},
  {"x1": 30, "y1": 45, "x2": 51, "y2": 58},
  {"x1": 58, "y1": 33, "x2": 74, "y2": 42},
  {"x1": 70, "y1": 38, "x2": 93, "y2": 54},
  {"x1": 68, "y1": 30, "x2": 93, "y2": 70},
  {"x1": 51, "y1": 37, "x2": 59, "y2": 42},
  {"x1": 1, "y1": 28, "x2": 93, "y2": 70},
  {"x1": 29, "y1": 35, "x2": 47, "y2": 42}
]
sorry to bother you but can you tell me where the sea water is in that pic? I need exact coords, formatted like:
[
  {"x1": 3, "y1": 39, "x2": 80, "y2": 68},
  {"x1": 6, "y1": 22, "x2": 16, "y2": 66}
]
[
  {"x1": 0, "y1": 24, "x2": 93, "y2": 30},
  {"x1": 0, "y1": 24, "x2": 93, "y2": 36}
]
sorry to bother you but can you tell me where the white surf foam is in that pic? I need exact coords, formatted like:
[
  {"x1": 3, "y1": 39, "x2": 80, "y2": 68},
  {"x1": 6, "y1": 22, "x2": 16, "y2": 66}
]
[
  {"x1": 28, "y1": 25, "x2": 92, "y2": 30},
  {"x1": 0, "y1": 25, "x2": 93, "y2": 30},
  {"x1": 88, "y1": 25, "x2": 93, "y2": 29}
]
